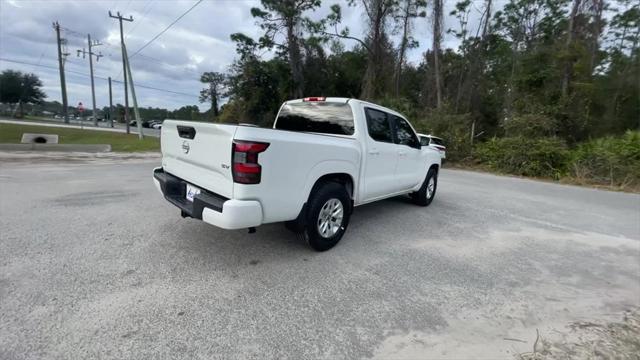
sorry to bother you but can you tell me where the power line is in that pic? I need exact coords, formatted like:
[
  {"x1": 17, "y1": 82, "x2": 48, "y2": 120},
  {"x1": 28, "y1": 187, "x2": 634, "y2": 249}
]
[
  {"x1": 0, "y1": 57, "x2": 199, "y2": 99},
  {"x1": 129, "y1": 53, "x2": 201, "y2": 75},
  {"x1": 111, "y1": 79, "x2": 198, "y2": 98},
  {"x1": 128, "y1": 0, "x2": 203, "y2": 59},
  {"x1": 125, "y1": 0, "x2": 155, "y2": 38}
]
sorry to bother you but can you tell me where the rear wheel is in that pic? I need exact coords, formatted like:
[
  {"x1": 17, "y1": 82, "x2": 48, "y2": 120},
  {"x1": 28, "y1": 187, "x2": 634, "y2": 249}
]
[
  {"x1": 412, "y1": 168, "x2": 438, "y2": 206},
  {"x1": 301, "y1": 182, "x2": 351, "y2": 251}
]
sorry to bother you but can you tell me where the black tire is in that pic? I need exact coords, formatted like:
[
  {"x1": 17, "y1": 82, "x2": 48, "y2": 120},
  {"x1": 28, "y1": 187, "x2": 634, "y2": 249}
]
[
  {"x1": 301, "y1": 182, "x2": 351, "y2": 251},
  {"x1": 412, "y1": 168, "x2": 438, "y2": 206}
]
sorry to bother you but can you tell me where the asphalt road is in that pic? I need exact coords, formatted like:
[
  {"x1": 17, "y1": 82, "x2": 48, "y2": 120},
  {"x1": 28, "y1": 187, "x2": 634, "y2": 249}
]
[{"x1": 1, "y1": 155, "x2": 639, "y2": 359}]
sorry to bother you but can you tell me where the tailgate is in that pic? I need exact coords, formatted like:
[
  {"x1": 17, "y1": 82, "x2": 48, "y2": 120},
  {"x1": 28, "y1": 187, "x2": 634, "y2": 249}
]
[{"x1": 160, "y1": 120, "x2": 237, "y2": 199}]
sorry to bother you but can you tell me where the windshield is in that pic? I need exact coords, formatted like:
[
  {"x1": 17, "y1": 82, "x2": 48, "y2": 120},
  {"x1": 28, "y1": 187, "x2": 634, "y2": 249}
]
[{"x1": 275, "y1": 102, "x2": 355, "y2": 135}]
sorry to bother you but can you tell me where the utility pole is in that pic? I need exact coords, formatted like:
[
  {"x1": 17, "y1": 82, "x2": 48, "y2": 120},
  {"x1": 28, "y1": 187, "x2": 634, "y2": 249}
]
[
  {"x1": 53, "y1": 22, "x2": 70, "y2": 123},
  {"x1": 77, "y1": 34, "x2": 102, "y2": 126},
  {"x1": 108, "y1": 77, "x2": 114, "y2": 128},
  {"x1": 122, "y1": 44, "x2": 143, "y2": 139},
  {"x1": 108, "y1": 11, "x2": 133, "y2": 133}
]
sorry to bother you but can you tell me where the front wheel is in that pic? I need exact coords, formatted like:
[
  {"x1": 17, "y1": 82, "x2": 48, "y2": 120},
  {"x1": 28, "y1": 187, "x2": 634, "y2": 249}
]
[
  {"x1": 302, "y1": 182, "x2": 351, "y2": 251},
  {"x1": 412, "y1": 168, "x2": 438, "y2": 206}
]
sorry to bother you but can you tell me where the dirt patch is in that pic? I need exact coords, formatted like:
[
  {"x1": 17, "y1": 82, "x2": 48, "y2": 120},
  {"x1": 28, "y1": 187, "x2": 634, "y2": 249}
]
[{"x1": 518, "y1": 308, "x2": 640, "y2": 359}]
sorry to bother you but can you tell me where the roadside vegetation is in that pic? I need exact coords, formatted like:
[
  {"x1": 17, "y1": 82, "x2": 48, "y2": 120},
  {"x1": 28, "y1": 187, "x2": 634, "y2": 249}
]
[
  {"x1": 473, "y1": 131, "x2": 640, "y2": 191},
  {"x1": 0, "y1": 0, "x2": 637, "y2": 189},
  {"x1": 0, "y1": 124, "x2": 159, "y2": 152},
  {"x1": 209, "y1": 0, "x2": 638, "y2": 191}
]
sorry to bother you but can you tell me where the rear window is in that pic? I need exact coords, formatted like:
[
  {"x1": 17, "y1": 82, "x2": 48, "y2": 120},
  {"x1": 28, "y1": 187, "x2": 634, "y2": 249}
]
[
  {"x1": 430, "y1": 137, "x2": 445, "y2": 146},
  {"x1": 275, "y1": 102, "x2": 354, "y2": 135}
]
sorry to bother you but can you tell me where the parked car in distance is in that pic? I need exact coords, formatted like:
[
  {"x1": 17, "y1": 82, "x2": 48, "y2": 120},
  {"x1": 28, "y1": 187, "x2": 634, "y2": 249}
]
[
  {"x1": 148, "y1": 120, "x2": 163, "y2": 128},
  {"x1": 151, "y1": 122, "x2": 162, "y2": 130},
  {"x1": 418, "y1": 134, "x2": 446, "y2": 160},
  {"x1": 153, "y1": 97, "x2": 442, "y2": 251},
  {"x1": 130, "y1": 120, "x2": 151, "y2": 128}
]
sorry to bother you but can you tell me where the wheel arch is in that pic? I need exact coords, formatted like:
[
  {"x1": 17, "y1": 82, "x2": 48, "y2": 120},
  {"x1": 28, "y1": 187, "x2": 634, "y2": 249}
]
[
  {"x1": 286, "y1": 167, "x2": 356, "y2": 234},
  {"x1": 310, "y1": 172, "x2": 355, "y2": 199}
]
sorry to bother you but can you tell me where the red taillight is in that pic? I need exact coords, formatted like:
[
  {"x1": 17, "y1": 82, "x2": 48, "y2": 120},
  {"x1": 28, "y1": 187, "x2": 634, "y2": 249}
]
[
  {"x1": 303, "y1": 97, "x2": 326, "y2": 102},
  {"x1": 232, "y1": 140, "x2": 269, "y2": 184}
]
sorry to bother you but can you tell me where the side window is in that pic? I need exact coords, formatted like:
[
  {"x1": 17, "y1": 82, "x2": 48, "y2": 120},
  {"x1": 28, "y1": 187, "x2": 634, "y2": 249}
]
[
  {"x1": 393, "y1": 116, "x2": 420, "y2": 148},
  {"x1": 420, "y1": 136, "x2": 429, "y2": 146},
  {"x1": 365, "y1": 108, "x2": 393, "y2": 143}
]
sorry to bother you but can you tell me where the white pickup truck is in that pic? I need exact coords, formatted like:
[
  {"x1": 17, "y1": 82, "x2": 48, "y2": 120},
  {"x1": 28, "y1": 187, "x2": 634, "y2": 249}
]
[{"x1": 153, "y1": 97, "x2": 441, "y2": 251}]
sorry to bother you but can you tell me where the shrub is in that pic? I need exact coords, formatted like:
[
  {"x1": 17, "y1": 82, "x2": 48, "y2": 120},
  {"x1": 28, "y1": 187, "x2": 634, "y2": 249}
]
[
  {"x1": 503, "y1": 114, "x2": 558, "y2": 138},
  {"x1": 414, "y1": 108, "x2": 473, "y2": 162},
  {"x1": 570, "y1": 131, "x2": 640, "y2": 188},
  {"x1": 475, "y1": 136, "x2": 570, "y2": 178}
]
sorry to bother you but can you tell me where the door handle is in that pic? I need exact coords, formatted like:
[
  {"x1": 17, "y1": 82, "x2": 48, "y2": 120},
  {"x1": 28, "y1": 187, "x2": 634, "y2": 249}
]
[
  {"x1": 368, "y1": 150, "x2": 380, "y2": 155},
  {"x1": 398, "y1": 150, "x2": 407, "y2": 156}
]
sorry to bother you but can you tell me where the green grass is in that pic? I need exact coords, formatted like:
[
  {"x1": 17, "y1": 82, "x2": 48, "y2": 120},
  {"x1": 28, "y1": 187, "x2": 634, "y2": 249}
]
[{"x1": 0, "y1": 123, "x2": 159, "y2": 152}]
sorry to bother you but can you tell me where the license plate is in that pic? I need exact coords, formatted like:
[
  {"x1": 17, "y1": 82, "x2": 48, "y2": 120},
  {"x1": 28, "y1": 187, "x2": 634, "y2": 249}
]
[{"x1": 186, "y1": 183, "x2": 201, "y2": 202}]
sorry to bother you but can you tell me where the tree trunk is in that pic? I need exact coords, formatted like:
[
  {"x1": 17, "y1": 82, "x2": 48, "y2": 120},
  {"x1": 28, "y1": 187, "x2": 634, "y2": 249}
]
[
  {"x1": 394, "y1": 0, "x2": 411, "y2": 96},
  {"x1": 467, "y1": 0, "x2": 492, "y2": 126},
  {"x1": 468, "y1": 0, "x2": 492, "y2": 113},
  {"x1": 361, "y1": 1, "x2": 384, "y2": 100},
  {"x1": 432, "y1": 0, "x2": 443, "y2": 108},
  {"x1": 287, "y1": 21, "x2": 305, "y2": 98},
  {"x1": 481, "y1": 0, "x2": 491, "y2": 40},
  {"x1": 211, "y1": 85, "x2": 219, "y2": 117},
  {"x1": 504, "y1": 42, "x2": 518, "y2": 123},
  {"x1": 588, "y1": 0, "x2": 604, "y2": 76},
  {"x1": 561, "y1": 0, "x2": 582, "y2": 97}
]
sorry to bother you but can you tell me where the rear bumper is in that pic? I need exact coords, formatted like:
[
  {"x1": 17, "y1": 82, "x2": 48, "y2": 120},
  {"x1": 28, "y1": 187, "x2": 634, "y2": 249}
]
[{"x1": 153, "y1": 167, "x2": 262, "y2": 229}]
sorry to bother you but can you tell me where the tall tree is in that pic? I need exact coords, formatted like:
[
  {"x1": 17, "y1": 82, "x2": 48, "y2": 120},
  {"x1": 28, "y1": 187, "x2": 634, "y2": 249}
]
[
  {"x1": 199, "y1": 72, "x2": 226, "y2": 118},
  {"x1": 588, "y1": 0, "x2": 605, "y2": 75},
  {"x1": 449, "y1": 0, "x2": 472, "y2": 111},
  {"x1": 393, "y1": 0, "x2": 426, "y2": 96},
  {"x1": 495, "y1": 0, "x2": 567, "y2": 121},
  {"x1": 251, "y1": 0, "x2": 321, "y2": 98},
  {"x1": 225, "y1": 33, "x2": 289, "y2": 125},
  {"x1": 321, "y1": 0, "x2": 398, "y2": 100},
  {"x1": 432, "y1": 0, "x2": 444, "y2": 108},
  {"x1": 607, "y1": 0, "x2": 640, "y2": 126},
  {"x1": 468, "y1": 0, "x2": 493, "y2": 142},
  {"x1": 561, "y1": 0, "x2": 583, "y2": 97},
  {"x1": 0, "y1": 70, "x2": 46, "y2": 117},
  {"x1": 358, "y1": 0, "x2": 398, "y2": 99}
]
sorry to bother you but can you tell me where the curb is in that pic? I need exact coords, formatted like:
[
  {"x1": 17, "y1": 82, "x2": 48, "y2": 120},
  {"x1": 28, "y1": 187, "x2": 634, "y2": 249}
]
[{"x1": 0, "y1": 144, "x2": 112, "y2": 152}]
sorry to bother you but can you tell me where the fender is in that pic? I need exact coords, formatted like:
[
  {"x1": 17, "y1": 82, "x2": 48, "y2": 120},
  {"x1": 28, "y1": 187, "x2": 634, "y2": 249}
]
[
  {"x1": 411, "y1": 148, "x2": 442, "y2": 192},
  {"x1": 297, "y1": 159, "x2": 359, "y2": 211}
]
